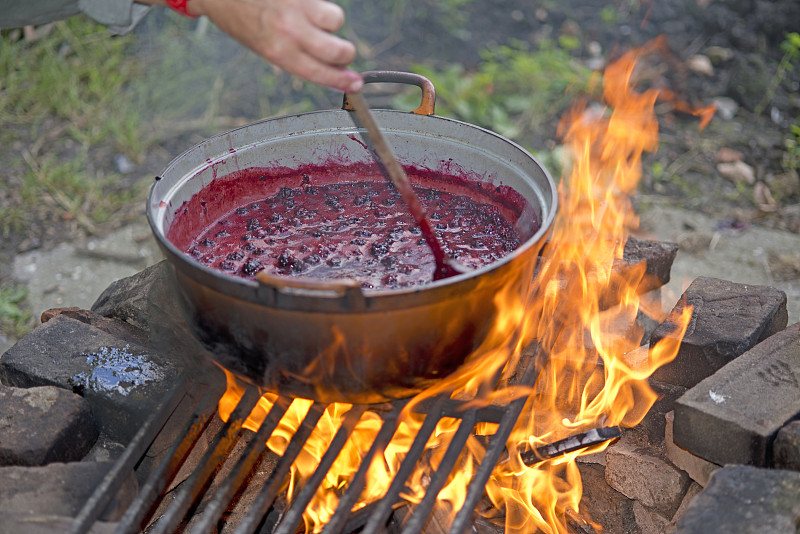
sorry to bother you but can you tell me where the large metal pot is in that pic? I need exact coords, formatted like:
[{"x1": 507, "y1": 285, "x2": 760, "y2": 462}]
[{"x1": 148, "y1": 72, "x2": 557, "y2": 403}]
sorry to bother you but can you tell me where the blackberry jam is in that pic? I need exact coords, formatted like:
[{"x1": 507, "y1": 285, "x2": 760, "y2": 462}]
[{"x1": 179, "y1": 178, "x2": 525, "y2": 289}]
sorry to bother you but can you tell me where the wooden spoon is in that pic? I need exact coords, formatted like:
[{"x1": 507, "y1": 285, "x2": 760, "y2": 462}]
[{"x1": 345, "y1": 90, "x2": 468, "y2": 280}]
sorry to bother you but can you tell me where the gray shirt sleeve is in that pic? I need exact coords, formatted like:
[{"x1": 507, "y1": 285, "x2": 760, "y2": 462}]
[{"x1": 0, "y1": 0, "x2": 151, "y2": 34}]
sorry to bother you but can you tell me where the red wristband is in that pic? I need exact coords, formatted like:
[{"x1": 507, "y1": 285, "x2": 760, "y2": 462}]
[{"x1": 165, "y1": 0, "x2": 197, "y2": 18}]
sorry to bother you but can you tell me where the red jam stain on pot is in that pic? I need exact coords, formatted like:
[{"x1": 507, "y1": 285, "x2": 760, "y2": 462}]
[{"x1": 167, "y1": 162, "x2": 537, "y2": 289}]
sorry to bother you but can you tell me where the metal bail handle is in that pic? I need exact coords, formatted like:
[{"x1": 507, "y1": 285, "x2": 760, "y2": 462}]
[{"x1": 342, "y1": 71, "x2": 436, "y2": 116}]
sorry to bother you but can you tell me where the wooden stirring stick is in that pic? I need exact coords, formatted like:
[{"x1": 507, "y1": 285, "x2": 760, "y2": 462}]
[{"x1": 345, "y1": 91, "x2": 467, "y2": 280}]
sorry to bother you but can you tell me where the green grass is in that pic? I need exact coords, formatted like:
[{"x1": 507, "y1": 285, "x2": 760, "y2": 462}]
[{"x1": 0, "y1": 284, "x2": 33, "y2": 339}]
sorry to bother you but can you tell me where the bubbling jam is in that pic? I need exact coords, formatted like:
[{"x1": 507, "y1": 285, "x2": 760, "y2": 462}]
[{"x1": 178, "y1": 175, "x2": 525, "y2": 289}]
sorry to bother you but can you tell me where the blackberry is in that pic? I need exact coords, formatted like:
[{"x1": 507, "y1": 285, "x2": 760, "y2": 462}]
[
  {"x1": 241, "y1": 259, "x2": 264, "y2": 276},
  {"x1": 227, "y1": 251, "x2": 245, "y2": 261},
  {"x1": 235, "y1": 207, "x2": 249, "y2": 215},
  {"x1": 380, "y1": 255, "x2": 397, "y2": 268},
  {"x1": 199, "y1": 238, "x2": 215, "y2": 247},
  {"x1": 370, "y1": 241, "x2": 390, "y2": 257},
  {"x1": 218, "y1": 260, "x2": 236, "y2": 271}
]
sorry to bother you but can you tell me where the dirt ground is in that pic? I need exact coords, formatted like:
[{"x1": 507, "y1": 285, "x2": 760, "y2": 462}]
[{"x1": 2, "y1": 0, "x2": 800, "y2": 347}]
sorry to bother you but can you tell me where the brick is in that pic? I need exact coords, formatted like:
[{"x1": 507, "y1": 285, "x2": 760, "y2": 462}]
[
  {"x1": 605, "y1": 432, "x2": 690, "y2": 516},
  {"x1": 0, "y1": 385, "x2": 97, "y2": 466},
  {"x1": 0, "y1": 315, "x2": 183, "y2": 443},
  {"x1": 577, "y1": 463, "x2": 636, "y2": 534},
  {"x1": 664, "y1": 411, "x2": 719, "y2": 487},
  {"x1": 0, "y1": 461, "x2": 137, "y2": 521},
  {"x1": 633, "y1": 501, "x2": 670, "y2": 534},
  {"x1": 673, "y1": 323, "x2": 800, "y2": 466},
  {"x1": 0, "y1": 515, "x2": 117, "y2": 534},
  {"x1": 774, "y1": 420, "x2": 800, "y2": 471},
  {"x1": 672, "y1": 465, "x2": 800, "y2": 534},
  {"x1": 650, "y1": 277, "x2": 788, "y2": 388}
]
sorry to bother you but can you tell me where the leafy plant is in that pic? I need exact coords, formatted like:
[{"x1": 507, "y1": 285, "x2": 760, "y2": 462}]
[
  {"x1": 397, "y1": 39, "x2": 593, "y2": 141},
  {"x1": 783, "y1": 123, "x2": 800, "y2": 176},
  {"x1": 755, "y1": 32, "x2": 800, "y2": 116}
]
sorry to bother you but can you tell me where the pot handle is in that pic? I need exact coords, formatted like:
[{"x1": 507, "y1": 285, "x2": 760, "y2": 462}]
[
  {"x1": 255, "y1": 272, "x2": 366, "y2": 310},
  {"x1": 342, "y1": 71, "x2": 435, "y2": 116}
]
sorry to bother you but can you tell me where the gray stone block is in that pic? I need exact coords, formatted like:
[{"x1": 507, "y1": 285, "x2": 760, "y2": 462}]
[
  {"x1": 664, "y1": 411, "x2": 719, "y2": 487},
  {"x1": 0, "y1": 461, "x2": 137, "y2": 521},
  {"x1": 651, "y1": 277, "x2": 788, "y2": 388},
  {"x1": 673, "y1": 322, "x2": 800, "y2": 466},
  {"x1": 0, "y1": 315, "x2": 182, "y2": 443},
  {"x1": 90, "y1": 261, "x2": 181, "y2": 337},
  {"x1": 0, "y1": 385, "x2": 97, "y2": 466},
  {"x1": 774, "y1": 420, "x2": 800, "y2": 471},
  {"x1": 673, "y1": 465, "x2": 800, "y2": 534}
]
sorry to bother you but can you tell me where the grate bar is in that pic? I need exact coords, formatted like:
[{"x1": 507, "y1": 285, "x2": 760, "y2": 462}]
[
  {"x1": 400, "y1": 410, "x2": 477, "y2": 534},
  {"x1": 320, "y1": 407, "x2": 401, "y2": 534},
  {"x1": 150, "y1": 386, "x2": 262, "y2": 534},
  {"x1": 115, "y1": 387, "x2": 218, "y2": 534},
  {"x1": 448, "y1": 346, "x2": 548, "y2": 534},
  {"x1": 361, "y1": 395, "x2": 447, "y2": 534},
  {"x1": 188, "y1": 395, "x2": 293, "y2": 534},
  {"x1": 68, "y1": 375, "x2": 187, "y2": 534},
  {"x1": 232, "y1": 402, "x2": 326, "y2": 534},
  {"x1": 272, "y1": 404, "x2": 368, "y2": 534}
]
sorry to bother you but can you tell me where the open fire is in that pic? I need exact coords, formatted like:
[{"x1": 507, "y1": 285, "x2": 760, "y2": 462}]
[{"x1": 216, "y1": 41, "x2": 709, "y2": 533}]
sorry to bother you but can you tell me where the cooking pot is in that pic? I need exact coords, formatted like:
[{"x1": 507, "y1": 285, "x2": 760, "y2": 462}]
[{"x1": 147, "y1": 71, "x2": 557, "y2": 404}]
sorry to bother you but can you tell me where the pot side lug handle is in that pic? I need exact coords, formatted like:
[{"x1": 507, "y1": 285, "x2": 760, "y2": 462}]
[
  {"x1": 255, "y1": 272, "x2": 367, "y2": 311},
  {"x1": 342, "y1": 71, "x2": 436, "y2": 116}
]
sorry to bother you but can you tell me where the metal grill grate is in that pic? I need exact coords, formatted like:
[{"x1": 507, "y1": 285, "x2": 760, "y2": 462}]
[{"x1": 68, "y1": 346, "x2": 615, "y2": 534}]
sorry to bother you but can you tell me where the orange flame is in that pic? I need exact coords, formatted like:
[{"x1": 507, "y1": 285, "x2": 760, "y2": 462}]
[{"x1": 216, "y1": 39, "x2": 702, "y2": 533}]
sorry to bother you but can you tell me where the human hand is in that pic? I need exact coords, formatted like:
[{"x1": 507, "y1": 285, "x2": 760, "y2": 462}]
[{"x1": 182, "y1": 0, "x2": 363, "y2": 92}]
